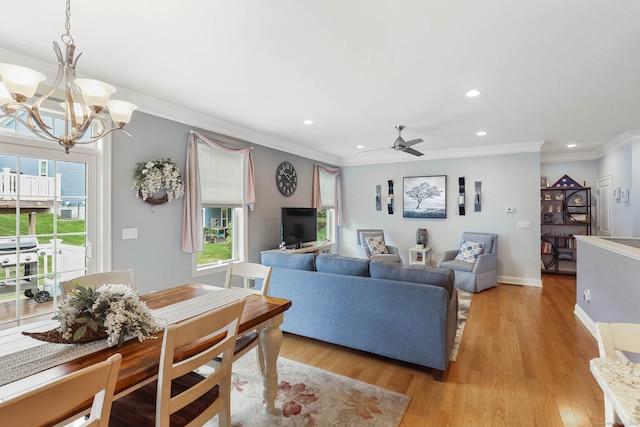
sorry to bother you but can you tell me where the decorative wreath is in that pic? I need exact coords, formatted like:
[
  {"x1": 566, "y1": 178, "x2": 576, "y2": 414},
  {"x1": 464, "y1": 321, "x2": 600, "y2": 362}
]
[{"x1": 132, "y1": 158, "x2": 185, "y2": 205}]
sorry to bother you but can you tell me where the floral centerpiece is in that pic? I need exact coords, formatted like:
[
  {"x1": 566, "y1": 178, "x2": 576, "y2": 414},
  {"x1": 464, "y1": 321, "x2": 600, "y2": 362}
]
[
  {"x1": 133, "y1": 158, "x2": 185, "y2": 205},
  {"x1": 36, "y1": 284, "x2": 163, "y2": 347}
]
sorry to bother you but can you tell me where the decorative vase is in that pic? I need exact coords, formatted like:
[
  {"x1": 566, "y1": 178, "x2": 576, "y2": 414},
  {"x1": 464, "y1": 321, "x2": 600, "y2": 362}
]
[{"x1": 416, "y1": 228, "x2": 428, "y2": 248}]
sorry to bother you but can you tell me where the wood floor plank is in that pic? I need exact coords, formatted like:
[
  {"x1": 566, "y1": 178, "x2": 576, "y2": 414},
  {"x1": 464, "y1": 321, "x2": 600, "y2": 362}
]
[{"x1": 279, "y1": 275, "x2": 606, "y2": 426}]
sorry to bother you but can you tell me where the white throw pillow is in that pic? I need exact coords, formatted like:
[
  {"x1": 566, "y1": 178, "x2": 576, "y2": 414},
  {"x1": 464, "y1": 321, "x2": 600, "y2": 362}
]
[
  {"x1": 454, "y1": 240, "x2": 484, "y2": 263},
  {"x1": 366, "y1": 235, "x2": 389, "y2": 255}
]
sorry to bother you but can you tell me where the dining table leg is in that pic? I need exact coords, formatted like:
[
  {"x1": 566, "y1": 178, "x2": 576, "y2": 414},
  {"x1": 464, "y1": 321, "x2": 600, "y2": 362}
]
[{"x1": 259, "y1": 312, "x2": 284, "y2": 414}]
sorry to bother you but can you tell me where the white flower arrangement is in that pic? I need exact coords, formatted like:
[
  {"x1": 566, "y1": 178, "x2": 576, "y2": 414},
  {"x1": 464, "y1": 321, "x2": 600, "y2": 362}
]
[
  {"x1": 54, "y1": 283, "x2": 163, "y2": 347},
  {"x1": 132, "y1": 158, "x2": 185, "y2": 204}
]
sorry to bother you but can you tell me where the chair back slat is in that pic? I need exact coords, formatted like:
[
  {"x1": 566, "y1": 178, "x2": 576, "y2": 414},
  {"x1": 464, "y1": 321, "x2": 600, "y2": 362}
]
[
  {"x1": 61, "y1": 269, "x2": 136, "y2": 299},
  {"x1": 0, "y1": 354, "x2": 121, "y2": 427},
  {"x1": 224, "y1": 261, "x2": 272, "y2": 295}
]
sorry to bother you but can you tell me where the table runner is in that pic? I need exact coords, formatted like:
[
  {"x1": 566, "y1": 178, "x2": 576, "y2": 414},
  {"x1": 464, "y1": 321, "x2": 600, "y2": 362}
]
[{"x1": 0, "y1": 287, "x2": 255, "y2": 390}]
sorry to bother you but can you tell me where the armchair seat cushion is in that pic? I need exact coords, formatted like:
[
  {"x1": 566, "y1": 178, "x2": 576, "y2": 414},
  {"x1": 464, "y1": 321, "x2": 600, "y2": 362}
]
[{"x1": 438, "y1": 259, "x2": 475, "y2": 272}]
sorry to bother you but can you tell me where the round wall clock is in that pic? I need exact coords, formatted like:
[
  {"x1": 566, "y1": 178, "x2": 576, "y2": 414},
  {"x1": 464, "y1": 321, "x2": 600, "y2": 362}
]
[{"x1": 276, "y1": 161, "x2": 297, "y2": 196}]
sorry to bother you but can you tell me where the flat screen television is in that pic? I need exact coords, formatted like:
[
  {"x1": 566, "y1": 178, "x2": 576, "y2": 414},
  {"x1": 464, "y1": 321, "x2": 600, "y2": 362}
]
[{"x1": 280, "y1": 207, "x2": 317, "y2": 249}]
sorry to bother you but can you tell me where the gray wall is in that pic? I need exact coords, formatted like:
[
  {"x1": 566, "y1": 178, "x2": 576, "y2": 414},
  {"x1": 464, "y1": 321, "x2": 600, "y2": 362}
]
[
  {"x1": 541, "y1": 161, "x2": 597, "y2": 190},
  {"x1": 339, "y1": 152, "x2": 542, "y2": 285},
  {"x1": 111, "y1": 112, "x2": 326, "y2": 294},
  {"x1": 576, "y1": 237, "x2": 640, "y2": 327},
  {"x1": 597, "y1": 141, "x2": 638, "y2": 237},
  {"x1": 110, "y1": 112, "x2": 560, "y2": 290}
]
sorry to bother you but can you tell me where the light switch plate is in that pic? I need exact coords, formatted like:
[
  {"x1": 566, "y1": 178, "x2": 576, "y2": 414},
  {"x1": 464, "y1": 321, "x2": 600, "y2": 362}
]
[{"x1": 122, "y1": 228, "x2": 138, "y2": 240}]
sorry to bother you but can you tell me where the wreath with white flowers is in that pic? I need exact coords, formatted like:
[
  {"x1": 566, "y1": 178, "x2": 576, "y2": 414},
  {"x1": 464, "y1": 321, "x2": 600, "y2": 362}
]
[{"x1": 133, "y1": 158, "x2": 185, "y2": 205}]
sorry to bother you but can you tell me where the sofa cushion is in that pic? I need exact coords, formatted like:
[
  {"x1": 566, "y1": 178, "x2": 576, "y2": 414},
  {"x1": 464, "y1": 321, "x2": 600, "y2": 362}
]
[
  {"x1": 316, "y1": 254, "x2": 370, "y2": 277},
  {"x1": 369, "y1": 262, "x2": 454, "y2": 297},
  {"x1": 454, "y1": 240, "x2": 484, "y2": 262},
  {"x1": 365, "y1": 235, "x2": 389, "y2": 255},
  {"x1": 261, "y1": 251, "x2": 315, "y2": 271}
]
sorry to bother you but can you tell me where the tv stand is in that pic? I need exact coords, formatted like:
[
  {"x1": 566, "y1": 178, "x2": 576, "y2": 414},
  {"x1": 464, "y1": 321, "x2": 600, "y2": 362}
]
[{"x1": 281, "y1": 242, "x2": 335, "y2": 255}]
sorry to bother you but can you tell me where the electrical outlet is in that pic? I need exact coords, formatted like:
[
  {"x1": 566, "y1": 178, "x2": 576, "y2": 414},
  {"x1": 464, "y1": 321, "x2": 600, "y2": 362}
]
[{"x1": 583, "y1": 289, "x2": 591, "y2": 301}]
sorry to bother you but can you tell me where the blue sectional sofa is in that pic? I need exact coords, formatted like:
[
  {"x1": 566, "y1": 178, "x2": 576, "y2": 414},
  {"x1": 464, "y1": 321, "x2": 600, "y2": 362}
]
[{"x1": 260, "y1": 252, "x2": 458, "y2": 379}]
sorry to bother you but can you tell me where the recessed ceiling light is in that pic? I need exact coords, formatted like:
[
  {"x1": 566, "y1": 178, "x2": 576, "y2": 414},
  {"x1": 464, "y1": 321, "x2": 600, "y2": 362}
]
[
  {"x1": 356, "y1": 145, "x2": 364, "y2": 149},
  {"x1": 476, "y1": 131, "x2": 487, "y2": 136},
  {"x1": 303, "y1": 119, "x2": 313, "y2": 125},
  {"x1": 567, "y1": 143, "x2": 577, "y2": 148},
  {"x1": 466, "y1": 89, "x2": 481, "y2": 98}
]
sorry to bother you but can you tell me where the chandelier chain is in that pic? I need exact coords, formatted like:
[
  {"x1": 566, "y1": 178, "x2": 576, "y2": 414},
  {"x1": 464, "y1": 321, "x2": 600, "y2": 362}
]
[{"x1": 61, "y1": 0, "x2": 74, "y2": 46}]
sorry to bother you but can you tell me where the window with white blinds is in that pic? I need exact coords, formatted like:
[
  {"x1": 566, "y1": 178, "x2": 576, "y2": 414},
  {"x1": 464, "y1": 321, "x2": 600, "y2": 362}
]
[
  {"x1": 319, "y1": 170, "x2": 336, "y2": 209},
  {"x1": 197, "y1": 143, "x2": 244, "y2": 207}
]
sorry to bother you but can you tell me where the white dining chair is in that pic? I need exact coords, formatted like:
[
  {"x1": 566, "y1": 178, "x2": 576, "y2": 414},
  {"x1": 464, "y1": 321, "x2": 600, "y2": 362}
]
[
  {"x1": 60, "y1": 269, "x2": 136, "y2": 300},
  {"x1": 223, "y1": 262, "x2": 272, "y2": 372},
  {"x1": 0, "y1": 353, "x2": 121, "y2": 427},
  {"x1": 109, "y1": 299, "x2": 246, "y2": 427}
]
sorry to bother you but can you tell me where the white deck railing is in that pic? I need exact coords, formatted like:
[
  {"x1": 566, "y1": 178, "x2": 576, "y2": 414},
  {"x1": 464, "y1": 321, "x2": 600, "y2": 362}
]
[{"x1": 0, "y1": 168, "x2": 62, "y2": 201}]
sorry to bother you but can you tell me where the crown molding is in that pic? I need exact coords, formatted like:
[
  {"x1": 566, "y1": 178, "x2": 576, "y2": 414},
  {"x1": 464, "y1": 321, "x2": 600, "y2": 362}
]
[{"x1": 541, "y1": 131, "x2": 640, "y2": 163}]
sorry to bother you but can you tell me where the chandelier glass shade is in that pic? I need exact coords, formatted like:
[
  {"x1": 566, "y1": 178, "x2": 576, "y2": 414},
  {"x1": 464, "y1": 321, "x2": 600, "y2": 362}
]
[{"x1": 0, "y1": 0, "x2": 136, "y2": 153}]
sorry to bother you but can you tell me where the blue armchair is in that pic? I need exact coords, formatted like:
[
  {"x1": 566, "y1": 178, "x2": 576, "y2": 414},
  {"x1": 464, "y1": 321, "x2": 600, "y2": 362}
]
[
  {"x1": 438, "y1": 232, "x2": 498, "y2": 293},
  {"x1": 355, "y1": 229, "x2": 401, "y2": 262}
]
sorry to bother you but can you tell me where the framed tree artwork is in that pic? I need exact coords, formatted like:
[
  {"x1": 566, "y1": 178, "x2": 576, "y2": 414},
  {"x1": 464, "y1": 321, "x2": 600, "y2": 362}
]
[{"x1": 403, "y1": 175, "x2": 447, "y2": 218}]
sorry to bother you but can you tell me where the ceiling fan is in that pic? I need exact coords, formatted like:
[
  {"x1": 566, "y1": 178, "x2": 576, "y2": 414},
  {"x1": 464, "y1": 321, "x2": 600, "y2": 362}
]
[{"x1": 360, "y1": 125, "x2": 424, "y2": 157}]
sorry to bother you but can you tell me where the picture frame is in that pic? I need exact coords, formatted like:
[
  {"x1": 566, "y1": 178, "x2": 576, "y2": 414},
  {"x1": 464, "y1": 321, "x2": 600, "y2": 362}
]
[{"x1": 403, "y1": 175, "x2": 446, "y2": 218}]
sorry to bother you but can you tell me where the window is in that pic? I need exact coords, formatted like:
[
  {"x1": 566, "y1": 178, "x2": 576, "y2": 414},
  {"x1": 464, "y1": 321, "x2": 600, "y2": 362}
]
[
  {"x1": 317, "y1": 169, "x2": 337, "y2": 243},
  {"x1": 194, "y1": 140, "x2": 247, "y2": 271},
  {"x1": 38, "y1": 159, "x2": 48, "y2": 177},
  {"x1": 1, "y1": 110, "x2": 96, "y2": 144}
]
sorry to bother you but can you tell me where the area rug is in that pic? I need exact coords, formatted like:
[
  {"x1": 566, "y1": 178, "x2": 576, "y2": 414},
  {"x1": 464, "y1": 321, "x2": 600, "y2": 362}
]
[
  {"x1": 201, "y1": 349, "x2": 410, "y2": 427},
  {"x1": 450, "y1": 289, "x2": 472, "y2": 361}
]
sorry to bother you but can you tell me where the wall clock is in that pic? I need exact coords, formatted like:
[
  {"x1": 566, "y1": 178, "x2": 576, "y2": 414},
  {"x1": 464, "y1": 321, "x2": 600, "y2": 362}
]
[{"x1": 276, "y1": 161, "x2": 297, "y2": 196}]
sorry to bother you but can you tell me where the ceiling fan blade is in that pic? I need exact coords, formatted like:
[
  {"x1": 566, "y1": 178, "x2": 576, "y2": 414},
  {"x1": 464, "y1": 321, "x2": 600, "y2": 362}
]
[
  {"x1": 403, "y1": 138, "x2": 423, "y2": 147},
  {"x1": 358, "y1": 146, "x2": 393, "y2": 153},
  {"x1": 402, "y1": 147, "x2": 424, "y2": 157}
]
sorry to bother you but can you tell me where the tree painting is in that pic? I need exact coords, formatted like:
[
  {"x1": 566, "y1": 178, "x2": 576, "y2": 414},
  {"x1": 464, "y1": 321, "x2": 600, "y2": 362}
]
[
  {"x1": 403, "y1": 176, "x2": 447, "y2": 218},
  {"x1": 406, "y1": 182, "x2": 442, "y2": 209}
]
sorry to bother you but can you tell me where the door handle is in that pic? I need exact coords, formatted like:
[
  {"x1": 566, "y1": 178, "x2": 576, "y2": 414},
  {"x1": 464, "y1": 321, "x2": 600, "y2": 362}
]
[{"x1": 85, "y1": 243, "x2": 93, "y2": 259}]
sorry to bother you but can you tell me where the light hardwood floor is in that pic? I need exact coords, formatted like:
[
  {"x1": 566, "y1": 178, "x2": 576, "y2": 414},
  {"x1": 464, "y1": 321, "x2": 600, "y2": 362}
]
[{"x1": 279, "y1": 274, "x2": 606, "y2": 426}]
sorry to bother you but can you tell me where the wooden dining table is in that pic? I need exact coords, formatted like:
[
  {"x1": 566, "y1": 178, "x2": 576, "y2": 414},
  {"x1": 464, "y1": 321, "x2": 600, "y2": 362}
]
[{"x1": 0, "y1": 283, "x2": 291, "y2": 425}]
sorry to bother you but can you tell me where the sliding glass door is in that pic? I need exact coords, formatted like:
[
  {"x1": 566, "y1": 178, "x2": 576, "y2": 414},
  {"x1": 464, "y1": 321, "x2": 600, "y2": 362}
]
[{"x1": 0, "y1": 145, "x2": 98, "y2": 329}]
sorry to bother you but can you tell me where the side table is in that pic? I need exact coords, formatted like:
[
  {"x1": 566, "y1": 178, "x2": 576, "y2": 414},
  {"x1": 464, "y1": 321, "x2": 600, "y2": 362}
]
[{"x1": 408, "y1": 247, "x2": 431, "y2": 265}]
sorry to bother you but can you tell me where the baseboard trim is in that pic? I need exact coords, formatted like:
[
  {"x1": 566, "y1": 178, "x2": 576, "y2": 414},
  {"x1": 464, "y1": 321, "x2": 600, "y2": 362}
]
[
  {"x1": 499, "y1": 275, "x2": 542, "y2": 287},
  {"x1": 574, "y1": 304, "x2": 596, "y2": 338}
]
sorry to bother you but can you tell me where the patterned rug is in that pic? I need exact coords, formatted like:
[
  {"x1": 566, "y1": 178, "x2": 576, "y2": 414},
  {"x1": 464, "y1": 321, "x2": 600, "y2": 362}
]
[
  {"x1": 450, "y1": 289, "x2": 472, "y2": 361},
  {"x1": 202, "y1": 349, "x2": 410, "y2": 427}
]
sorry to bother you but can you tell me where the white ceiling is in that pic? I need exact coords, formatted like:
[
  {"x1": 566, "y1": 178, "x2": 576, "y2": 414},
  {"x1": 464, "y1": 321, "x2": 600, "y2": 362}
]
[{"x1": 2, "y1": 1, "x2": 640, "y2": 166}]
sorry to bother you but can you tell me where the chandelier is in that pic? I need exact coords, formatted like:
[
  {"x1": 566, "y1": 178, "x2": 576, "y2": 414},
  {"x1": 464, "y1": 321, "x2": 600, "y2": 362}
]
[{"x1": 0, "y1": 0, "x2": 136, "y2": 154}]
